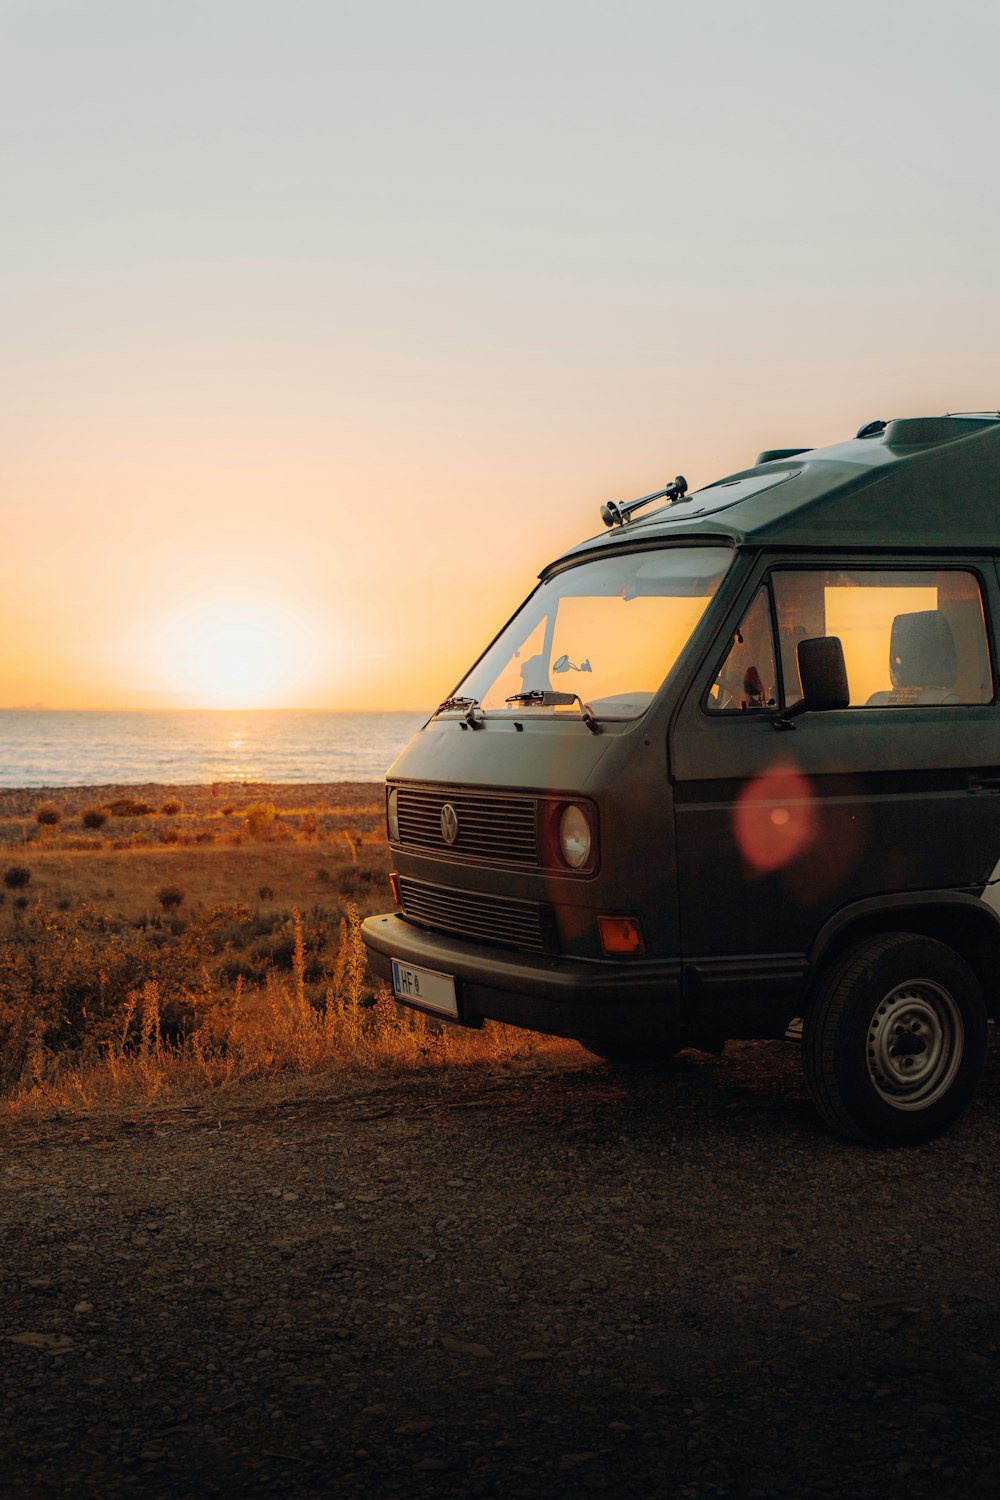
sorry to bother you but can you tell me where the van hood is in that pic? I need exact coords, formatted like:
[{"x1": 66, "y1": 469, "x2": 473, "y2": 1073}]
[{"x1": 386, "y1": 716, "x2": 618, "y2": 792}]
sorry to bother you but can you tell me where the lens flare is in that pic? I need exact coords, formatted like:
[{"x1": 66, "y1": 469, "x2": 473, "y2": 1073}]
[{"x1": 733, "y1": 763, "x2": 817, "y2": 875}]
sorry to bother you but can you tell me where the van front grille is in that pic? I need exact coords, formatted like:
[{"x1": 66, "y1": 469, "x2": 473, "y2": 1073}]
[
  {"x1": 395, "y1": 785, "x2": 538, "y2": 866},
  {"x1": 397, "y1": 876, "x2": 550, "y2": 952}
]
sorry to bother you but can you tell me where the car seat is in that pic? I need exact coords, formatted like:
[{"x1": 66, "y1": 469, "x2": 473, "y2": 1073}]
[{"x1": 866, "y1": 610, "x2": 961, "y2": 706}]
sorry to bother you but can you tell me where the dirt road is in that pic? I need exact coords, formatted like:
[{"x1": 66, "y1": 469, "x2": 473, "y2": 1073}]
[{"x1": 2, "y1": 1039, "x2": 998, "y2": 1498}]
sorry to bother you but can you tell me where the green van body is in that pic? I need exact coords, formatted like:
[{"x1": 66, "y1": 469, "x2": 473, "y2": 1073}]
[{"x1": 363, "y1": 415, "x2": 1000, "y2": 1143}]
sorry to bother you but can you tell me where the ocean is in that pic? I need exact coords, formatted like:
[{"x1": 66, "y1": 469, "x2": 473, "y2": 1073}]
[{"x1": 0, "y1": 710, "x2": 429, "y2": 787}]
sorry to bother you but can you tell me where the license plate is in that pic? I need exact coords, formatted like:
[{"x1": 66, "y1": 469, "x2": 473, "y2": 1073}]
[{"x1": 391, "y1": 960, "x2": 458, "y2": 1018}]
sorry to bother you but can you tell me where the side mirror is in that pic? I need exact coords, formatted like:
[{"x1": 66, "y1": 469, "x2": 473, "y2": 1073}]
[
  {"x1": 774, "y1": 636, "x2": 850, "y2": 729},
  {"x1": 797, "y1": 636, "x2": 850, "y2": 710}
]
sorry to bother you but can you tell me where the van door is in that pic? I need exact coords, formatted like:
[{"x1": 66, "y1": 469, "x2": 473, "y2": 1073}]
[{"x1": 670, "y1": 557, "x2": 1000, "y2": 1019}]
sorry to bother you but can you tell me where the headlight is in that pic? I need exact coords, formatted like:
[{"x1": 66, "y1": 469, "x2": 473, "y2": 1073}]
[
  {"x1": 559, "y1": 804, "x2": 592, "y2": 869},
  {"x1": 387, "y1": 787, "x2": 400, "y2": 842}
]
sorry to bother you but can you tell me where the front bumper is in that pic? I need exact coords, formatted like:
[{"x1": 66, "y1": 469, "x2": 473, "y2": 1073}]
[{"x1": 361, "y1": 912, "x2": 683, "y2": 1042}]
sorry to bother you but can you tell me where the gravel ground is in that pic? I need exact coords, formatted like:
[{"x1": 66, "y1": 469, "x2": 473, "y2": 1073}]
[{"x1": 2, "y1": 1036, "x2": 998, "y2": 1499}]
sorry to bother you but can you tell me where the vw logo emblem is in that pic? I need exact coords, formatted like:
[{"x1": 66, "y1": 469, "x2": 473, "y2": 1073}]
[{"x1": 440, "y1": 803, "x2": 459, "y2": 844}]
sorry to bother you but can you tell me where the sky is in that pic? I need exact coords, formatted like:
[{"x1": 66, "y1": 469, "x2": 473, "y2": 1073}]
[{"x1": 2, "y1": 0, "x2": 999, "y2": 710}]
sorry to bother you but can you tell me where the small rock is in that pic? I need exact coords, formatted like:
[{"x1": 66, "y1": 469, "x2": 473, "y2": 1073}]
[
  {"x1": 441, "y1": 1336, "x2": 492, "y2": 1358},
  {"x1": 8, "y1": 1332, "x2": 74, "y2": 1352}
]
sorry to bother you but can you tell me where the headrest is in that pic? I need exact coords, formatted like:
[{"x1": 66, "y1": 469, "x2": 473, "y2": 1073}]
[{"x1": 890, "y1": 611, "x2": 957, "y2": 688}]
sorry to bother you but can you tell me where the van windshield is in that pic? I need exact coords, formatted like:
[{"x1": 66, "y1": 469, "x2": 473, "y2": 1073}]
[{"x1": 452, "y1": 546, "x2": 732, "y2": 721}]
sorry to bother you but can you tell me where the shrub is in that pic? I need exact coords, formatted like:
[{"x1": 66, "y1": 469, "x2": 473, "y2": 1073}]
[
  {"x1": 109, "y1": 798, "x2": 153, "y2": 817},
  {"x1": 219, "y1": 954, "x2": 266, "y2": 986},
  {"x1": 35, "y1": 802, "x2": 61, "y2": 827},
  {"x1": 258, "y1": 885, "x2": 275, "y2": 901},
  {"x1": 161, "y1": 799, "x2": 182, "y2": 816},
  {"x1": 338, "y1": 867, "x2": 386, "y2": 900},
  {"x1": 220, "y1": 805, "x2": 236, "y2": 817},
  {"x1": 157, "y1": 886, "x2": 185, "y2": 912},
  {"x1": 3, "y1": 867, "x2": 30, "y2": 890},
  {"x1": 13, "y1": 895, "x2": 28, "y2": 911},
  {"x1": 245, "y1": 802, "x2": 276, "y2": 838},
  {"x1": 82, "y1": 807, "x2": 108, "y2": 830}
]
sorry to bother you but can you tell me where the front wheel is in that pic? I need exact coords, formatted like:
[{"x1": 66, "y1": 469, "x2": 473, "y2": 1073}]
[{"x1": 804, "y1": 933, "x2": 988, "y2": 1145}]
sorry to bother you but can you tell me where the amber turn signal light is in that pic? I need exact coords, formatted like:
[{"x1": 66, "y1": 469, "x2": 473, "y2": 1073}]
[
  {"x1": 389, "y1": 872, "x2": 401, "y2": 904},
  {"x1": 597, "y1": 916, "x2": 645, "y2": 955}
]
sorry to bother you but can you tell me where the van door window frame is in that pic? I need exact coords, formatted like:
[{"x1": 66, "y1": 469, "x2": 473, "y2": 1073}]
[
  {"x1": 704, "y1": 583, "x2": 783, "y2": 716},
  {"x1": 768, "y1": 561, "x2": 996, "y2": 711}
]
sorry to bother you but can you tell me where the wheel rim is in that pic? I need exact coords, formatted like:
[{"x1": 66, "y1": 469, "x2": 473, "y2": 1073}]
[{"x1": 866, "y1": 979, "x2": 964, "y2": 1110}]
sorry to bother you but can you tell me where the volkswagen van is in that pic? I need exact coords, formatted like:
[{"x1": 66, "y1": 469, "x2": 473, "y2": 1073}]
[{"x1": 362, "y1": 414, "x2": 1000, "y2": 1144}]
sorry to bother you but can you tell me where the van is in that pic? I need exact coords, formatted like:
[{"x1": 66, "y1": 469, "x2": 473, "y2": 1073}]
[{"x1": 362, "y1": 413, "x2": 1000, "y2": 1144}]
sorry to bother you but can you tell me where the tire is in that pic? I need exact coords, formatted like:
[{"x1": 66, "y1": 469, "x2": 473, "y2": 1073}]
[
  {"x1": 803, "y1": 933, "x2": 988, "y2": 1146},
  {"x1": 579, "y1": 1038, "x2": 679, "y2": 1066}
]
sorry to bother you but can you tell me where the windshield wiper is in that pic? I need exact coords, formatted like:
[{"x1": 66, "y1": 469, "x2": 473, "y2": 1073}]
[
  {"x1": 505, "y1": 690, "x2": 602, "y2": 735},
  {"x1": 433, "y1": 695, "x2": 484, "y2": 729}
]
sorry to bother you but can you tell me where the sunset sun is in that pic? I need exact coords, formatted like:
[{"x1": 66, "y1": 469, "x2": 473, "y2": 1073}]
[{"x1": 165, "y1": 603, "x2": 315, "y2": 708}]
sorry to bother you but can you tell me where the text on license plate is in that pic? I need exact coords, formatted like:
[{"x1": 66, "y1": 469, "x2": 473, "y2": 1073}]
[{"x1": 391, "y1": 960, "x2": 458, "y2": 1018}]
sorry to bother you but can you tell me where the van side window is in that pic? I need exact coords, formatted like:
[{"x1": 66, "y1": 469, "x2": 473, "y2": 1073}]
[
  {"x1": 771, "y1": 568, "x2": 992, "y2": 707},
  {"x1": 706, "y1": 587, "x2": 778, "y2": 713}
]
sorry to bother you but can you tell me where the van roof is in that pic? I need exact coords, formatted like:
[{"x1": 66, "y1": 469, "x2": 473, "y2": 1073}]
[{"x1": 562, "y1": 414, "x2": 1000, "y2": 566}]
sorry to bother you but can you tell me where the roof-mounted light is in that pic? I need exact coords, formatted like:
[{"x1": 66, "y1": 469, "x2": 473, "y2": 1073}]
[{"x1": 600, "y1": 475, "x2": 688, "y2": 528}]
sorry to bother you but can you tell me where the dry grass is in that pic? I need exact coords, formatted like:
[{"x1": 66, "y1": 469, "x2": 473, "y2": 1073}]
[{"x1": 0, "y1": 784, "x2": 541, "y2": 1119}]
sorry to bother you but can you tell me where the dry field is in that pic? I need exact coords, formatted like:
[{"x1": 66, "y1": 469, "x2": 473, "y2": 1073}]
[
  {"x1": 0, "y1": 782, "x2": 536, "y2": 1113},
  {"x1": 0, "y1": 782, "x2": 388, "y2": 921}
]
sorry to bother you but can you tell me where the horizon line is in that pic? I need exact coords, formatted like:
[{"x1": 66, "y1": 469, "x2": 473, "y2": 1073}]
[{"x1": 0, "y1": 704, "x2": 433, "y2": 715}]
